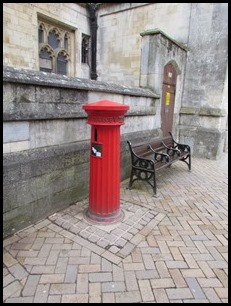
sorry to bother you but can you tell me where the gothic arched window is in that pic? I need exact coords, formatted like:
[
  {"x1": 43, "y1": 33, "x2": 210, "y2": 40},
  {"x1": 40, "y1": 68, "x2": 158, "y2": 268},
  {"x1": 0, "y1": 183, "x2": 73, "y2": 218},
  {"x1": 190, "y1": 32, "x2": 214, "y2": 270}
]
[
  {"x1": 48, "y1": 29, "x2": 60, "y2": 49},
  {"x1": 39, "y1": 45, "x2": 53, "y2": 73},
  {"x1": 82, "y1": 34, "x2": 90, "y2": 64},
  {"x1": 64, "y1": 33, "x2": 69, "y2": 50},
  {"x1": 57, "y1": 51, "x2": 68, "y2": 75},
  {"x1": 38, "y1": 20, "x2": 73, "y2": 75},
  {"x1": 38, "y1": 25, "x2": 44, "y2": 44}
]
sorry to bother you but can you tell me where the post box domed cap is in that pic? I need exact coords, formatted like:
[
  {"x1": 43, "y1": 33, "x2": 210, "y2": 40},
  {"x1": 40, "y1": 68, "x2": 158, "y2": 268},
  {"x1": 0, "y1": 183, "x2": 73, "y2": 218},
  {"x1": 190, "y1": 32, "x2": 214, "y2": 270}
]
[{"x1": 82, "y1": 100, "x2": 129, "y2": 111}]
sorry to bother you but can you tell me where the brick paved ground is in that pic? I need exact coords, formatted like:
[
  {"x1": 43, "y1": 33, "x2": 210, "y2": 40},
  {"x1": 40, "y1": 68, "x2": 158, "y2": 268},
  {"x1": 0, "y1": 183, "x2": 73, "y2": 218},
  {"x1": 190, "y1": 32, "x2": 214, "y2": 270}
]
[{"x1": 3, "y1": 154, "x2": 228, "y2": 303}]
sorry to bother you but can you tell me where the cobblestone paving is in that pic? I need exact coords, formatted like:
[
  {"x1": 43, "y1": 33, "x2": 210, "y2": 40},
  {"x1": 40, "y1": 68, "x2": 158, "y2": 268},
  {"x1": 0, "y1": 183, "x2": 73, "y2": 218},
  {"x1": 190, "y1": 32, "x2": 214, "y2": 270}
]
[
  {"x1": 3, "y1": 154, "x2": 228, "y2": 303},
  {"x1": 48, "y1": 199, "x2": 164, "y2": 259}
]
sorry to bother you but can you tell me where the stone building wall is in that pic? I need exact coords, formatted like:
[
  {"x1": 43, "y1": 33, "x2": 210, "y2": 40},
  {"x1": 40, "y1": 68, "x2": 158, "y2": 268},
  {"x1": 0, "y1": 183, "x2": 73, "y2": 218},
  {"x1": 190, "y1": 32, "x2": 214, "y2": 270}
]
[
  {"x1": 97, "y1": 3, "x2": 191, "y2": 86},
  {"x1": 3, "y1": 66, "x2": 159, "y2": 238},
  {"x1": 179, "y1": 3, "x2": 228, "y2": 158},
  {"x1": 3, "y1": 3, "x2": 89, "y2": 78}
]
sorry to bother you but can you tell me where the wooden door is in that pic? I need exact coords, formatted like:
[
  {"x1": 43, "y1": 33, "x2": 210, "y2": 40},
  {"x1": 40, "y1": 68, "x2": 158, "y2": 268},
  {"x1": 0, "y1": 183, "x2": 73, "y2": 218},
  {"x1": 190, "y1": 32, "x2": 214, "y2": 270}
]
[{"x1": 161, "y1": 63, "x2": 177, "y2": 137}]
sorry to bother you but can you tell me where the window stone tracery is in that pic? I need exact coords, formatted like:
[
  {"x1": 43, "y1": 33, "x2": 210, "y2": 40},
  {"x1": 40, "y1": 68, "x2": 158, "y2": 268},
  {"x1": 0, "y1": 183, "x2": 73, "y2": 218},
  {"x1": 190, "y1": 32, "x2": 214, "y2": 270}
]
[{"x1": 38, "y1": 20, "x2": 72, "y2": 75}]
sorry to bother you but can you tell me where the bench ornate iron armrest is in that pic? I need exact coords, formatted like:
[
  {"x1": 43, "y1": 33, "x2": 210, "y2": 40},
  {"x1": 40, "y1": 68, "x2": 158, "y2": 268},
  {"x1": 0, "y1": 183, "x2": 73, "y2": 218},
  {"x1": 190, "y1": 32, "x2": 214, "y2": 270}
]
[
  {"x1": 167, "y1": 132, "x2": 191, "y2": 170},
  {"x1": 148, "y1": 144, "x2": 170, "y2": 162},
  {"x1": 169, "y1": 132, "x2": 191, "y2": 153},
  {"x1": 161, "y1": 141, "x2": 181, "y2": 157}
]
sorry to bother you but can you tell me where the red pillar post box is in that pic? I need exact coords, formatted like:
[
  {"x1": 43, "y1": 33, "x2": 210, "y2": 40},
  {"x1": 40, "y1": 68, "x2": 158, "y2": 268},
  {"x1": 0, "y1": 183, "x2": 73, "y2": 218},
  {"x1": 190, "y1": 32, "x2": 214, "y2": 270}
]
[{"x1": 82, "y1": 100, "x2": 129, "y2": 224}]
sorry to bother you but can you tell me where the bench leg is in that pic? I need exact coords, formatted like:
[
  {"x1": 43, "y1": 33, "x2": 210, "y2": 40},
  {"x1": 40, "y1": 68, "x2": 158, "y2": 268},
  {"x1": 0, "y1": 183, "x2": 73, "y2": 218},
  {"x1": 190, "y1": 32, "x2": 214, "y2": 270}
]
[
  {"x1": 127, "y1": 168, "x2": 160, "y2": 198},
  {"x1": 179, "y1": 155, "x2": 191, "y2": 171},
  {"x1": 184, "y1": 155, "x2": 191, "y2": 171},
  {"x1": 127, "y1": 169, "x2": 135, "y2": 190},
  {"x1": 152, "y1": 173, "x2": 159, "y2": 197}
]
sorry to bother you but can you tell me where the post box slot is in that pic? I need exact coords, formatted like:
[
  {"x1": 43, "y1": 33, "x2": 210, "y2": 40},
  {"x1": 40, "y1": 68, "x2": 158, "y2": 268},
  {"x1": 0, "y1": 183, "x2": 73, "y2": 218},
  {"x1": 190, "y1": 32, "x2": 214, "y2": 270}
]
[{"x1": 94, "y1": 127, "x2": 98, "y2": 142}]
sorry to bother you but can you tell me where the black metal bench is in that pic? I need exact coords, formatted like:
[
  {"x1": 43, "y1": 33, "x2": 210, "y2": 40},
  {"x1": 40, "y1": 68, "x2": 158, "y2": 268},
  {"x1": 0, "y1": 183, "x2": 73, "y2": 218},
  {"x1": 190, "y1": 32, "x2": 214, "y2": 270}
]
[{"x1": 127, "y1": 132, "x2": 191, "y2": 196}]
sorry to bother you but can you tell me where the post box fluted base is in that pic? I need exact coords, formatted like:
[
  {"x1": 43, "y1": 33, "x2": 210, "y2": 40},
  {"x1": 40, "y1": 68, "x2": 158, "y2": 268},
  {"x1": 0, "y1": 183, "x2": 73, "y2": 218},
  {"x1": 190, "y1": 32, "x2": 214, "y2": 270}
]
[{"x1": 84, "y1": 207, "x2": 124, "y2": 224}]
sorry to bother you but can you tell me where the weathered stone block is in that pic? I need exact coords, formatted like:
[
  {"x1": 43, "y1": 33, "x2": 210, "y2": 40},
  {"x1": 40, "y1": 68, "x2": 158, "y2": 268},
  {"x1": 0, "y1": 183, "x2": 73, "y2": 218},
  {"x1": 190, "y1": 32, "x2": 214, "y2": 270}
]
[{"x1": 3, "y1": 122, "x2": 29, "y2": 142}]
